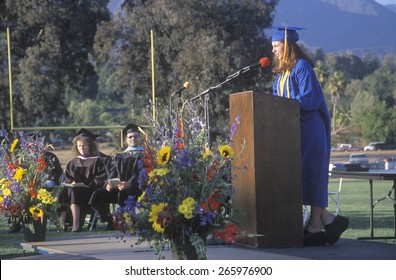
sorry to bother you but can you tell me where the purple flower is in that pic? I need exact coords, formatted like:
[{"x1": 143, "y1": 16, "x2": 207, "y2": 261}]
[
  {"x1": 175, "y1": 148, "x2": 197, "y2": 169},
  {"x1": 196, "y1": 205, "x2": 217, "y2": 226},
  {"x1": 123, "y1": 195, "x2": 137, "y2": 212}
]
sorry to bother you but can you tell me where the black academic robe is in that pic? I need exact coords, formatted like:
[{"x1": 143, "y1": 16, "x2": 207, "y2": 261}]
[
  {"x1": 61, "y1": 155, "x2": 107, "y2": 205},
  {"x1": 89, "y1": 151, "x2": 143, "y2": 220}
]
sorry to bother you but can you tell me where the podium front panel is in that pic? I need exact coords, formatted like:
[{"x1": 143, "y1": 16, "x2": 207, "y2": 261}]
[{"x1": 230, "y1": 91, "x2": 303, "y2": 248}]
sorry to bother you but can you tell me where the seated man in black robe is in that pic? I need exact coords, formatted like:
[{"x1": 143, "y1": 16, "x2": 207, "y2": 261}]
[{"x1": 89, "y1": 123, "x2": 145, "y2": 230}]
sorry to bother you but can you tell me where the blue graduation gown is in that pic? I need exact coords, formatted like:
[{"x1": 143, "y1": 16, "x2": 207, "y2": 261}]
[{"x1": 272, "y1": 58, "x2": 331, "y2": 207}]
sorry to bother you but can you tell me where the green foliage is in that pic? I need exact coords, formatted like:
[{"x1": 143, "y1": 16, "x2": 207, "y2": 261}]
[
  {"x1": 93, "y1": 0, "x2": 277, "y2": 134},
  {"x1": 67, "y1": 99, "x2": 101, "y2": 126},
  {"x1": 0, "y1": 0, "x2": 110, "y2": 127}
]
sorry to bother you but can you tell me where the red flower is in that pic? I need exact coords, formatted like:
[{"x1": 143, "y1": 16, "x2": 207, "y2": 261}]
[
  {"x1": 29, "y1": 190, "x2": 37, "y2": 198},
  {"x1": 28, "y1": 179, "x2": 35, "y2": 190},
  {"x1": 7, "y1": 163, "x2": 15, "y2": 172},
  {"x1": 208, "y1": 191, "x2": 221, "y2": 212},
  {"x1": 212, "y1": 223, "x2": 238, "y2": 244},
  {"x1": 36, "y1": 157, "x2": 47, "y2": 172},
  {"x1": 200, "y1": 202, "x2": 209, "y2": 212}
]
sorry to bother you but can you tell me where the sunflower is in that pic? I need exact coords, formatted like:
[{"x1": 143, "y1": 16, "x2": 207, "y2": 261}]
[
  {"x1": 157, "y1": 146, "x2": 171, "y2": 166},
  {"x1": 218, "y1": 144, "x2": 234, "y2": 159},
  {"x1": 29, "y1": 206, "x2": 44, "y2": 220},
  {"x1": 148, "y1": 202, "x2": 168, "y2": 233}
]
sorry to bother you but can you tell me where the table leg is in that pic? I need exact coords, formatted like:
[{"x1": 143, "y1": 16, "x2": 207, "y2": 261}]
[
  {"x1": 393, "y1": 180, "x2": 396, "y2": 237},
  {"x1": 369, "y1": 179, "x2": 374, "y2": 238}
]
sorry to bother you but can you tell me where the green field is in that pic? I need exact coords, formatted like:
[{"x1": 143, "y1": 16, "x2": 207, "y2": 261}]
[{"x1": 1, "y1": 177, "x2": 395, "y2": 259}]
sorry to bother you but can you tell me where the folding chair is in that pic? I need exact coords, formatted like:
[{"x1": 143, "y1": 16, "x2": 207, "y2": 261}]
[{"x1": 302, "y1": 178, "x2": 343, "y2": 225}]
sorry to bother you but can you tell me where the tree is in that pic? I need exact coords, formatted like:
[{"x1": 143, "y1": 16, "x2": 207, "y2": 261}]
[
  {"x1": 93, "y1": 0, "x2": 278, "y2": 134},
  {"x1": 0, "y1": 0, "x2": 110, "y2": 127},
  {"x1": 326, "y1": 71, "x2": 346, "y2": 133}
]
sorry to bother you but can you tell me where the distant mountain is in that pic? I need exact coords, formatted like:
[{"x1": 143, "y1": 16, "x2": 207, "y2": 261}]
[
  {"x1": 385, "y1": 4, "x2": 396, "y2": 13},
  {"x1": 270, "y1": 0, "x2": 396, "y2": 55},
  {"x1": 107, "y1": 0, "x2": 396, "y2": 56}
]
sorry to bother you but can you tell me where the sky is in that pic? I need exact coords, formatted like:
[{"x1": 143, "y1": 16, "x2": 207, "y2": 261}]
[{"x1": 375, "y1": 0, "x2": 396, "y2": 4}]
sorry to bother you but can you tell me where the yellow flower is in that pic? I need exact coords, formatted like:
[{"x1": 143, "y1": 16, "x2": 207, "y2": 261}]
[
  {"x1": 157, "y1": 146, "x2": 171, "y2": 166},
  {"x1": 123, "y1": 212, "x2": 134, "y2": 227},
  {"x1": 156, "y1": 168, "x2": 170, "y2": 176},
  {"x1": 37, "y1": 189, "x2": 56, "y2": 204},
  {"x1": 148, "y1": 170, "x2": 158, "y2": 185},
  {"x1": 178, "y1": 197, "x2": 196, "y2": 219},
  {"x1": 10, "y1": 139, "x2": 18, "y2": 153},
  {"x1": 148, "y1": 168, "x2": 170, "y2": 185},
  {"x1": 137, "y1": 191, "x2": 146, "y2": 203},
  {"x1": 219, "y1": 144, "x2": 234, "y2": 159},
  {"x1": 29, "y1": 206, "x2": 44, "y2": 220},
  {"x1": 202, "y1": 150, "x2": 214, "y2": 160},
  {"x1": 3, "y1": 188, "x2": 11, "y2": 197},
  {"x1": 148, "y1": 202, "x2": 167, "y2": 233},
  {"x1": 13, "y1": 167, "x2": 26, "y2": 182},
  {"x1": 0, "y1": 196, "x2": 3, "y2": 203}
]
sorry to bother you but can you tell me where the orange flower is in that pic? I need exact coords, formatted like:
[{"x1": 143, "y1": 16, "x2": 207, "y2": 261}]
[
  {"x1": 28, "y1": 179, "x2": 35, "y2": 190},
  {"x1": 36, "y1": 157, "x2": 47, "y2": 172},
  {"x1": 29, "y1": 190, "x2": 38, "y2": 198}
]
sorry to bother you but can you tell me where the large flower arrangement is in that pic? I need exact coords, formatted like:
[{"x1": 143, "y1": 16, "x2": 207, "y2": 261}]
[
  {"x1": 0, "y1": 132, "x2": 60, "y2": 228},
  {"x1": 114, "y1": 106, "x2": 247, "y2": 259}
]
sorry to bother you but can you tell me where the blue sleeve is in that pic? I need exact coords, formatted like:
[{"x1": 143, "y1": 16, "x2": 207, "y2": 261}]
[{"x1": 293, "y1": 60, "x2": 323, "y2": 112}]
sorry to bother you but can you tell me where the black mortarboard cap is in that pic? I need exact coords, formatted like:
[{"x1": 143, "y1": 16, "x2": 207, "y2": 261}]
[
  {"x1": 73, "y1": 128, "x2": 100, "y2": 140},
  {"x1": 122, "y1": 123, "x2": 141, "y2": 138}
]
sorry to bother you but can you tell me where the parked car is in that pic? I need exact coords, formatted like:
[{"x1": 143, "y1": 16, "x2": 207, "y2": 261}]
[
  {"x1": 375, "y1": 143, "x2": 396, "y2": 151},
  {"x1": 348, "y1": 153, "x2": 369, "y2": 165},
  {"x1": 363, "y1": 142, "x2": 384, "y2": 151}
]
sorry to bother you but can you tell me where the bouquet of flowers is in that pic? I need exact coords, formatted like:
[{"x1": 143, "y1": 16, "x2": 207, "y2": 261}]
[
  {"x1": 114, "y1": 105, "x2": 247, "y2": 259},
  {"x1": 0, "y1": 132, "x2": 60, "y2": 229}
]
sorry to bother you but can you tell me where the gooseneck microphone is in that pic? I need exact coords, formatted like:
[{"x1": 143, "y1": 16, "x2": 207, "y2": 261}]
[{"x1": 240, "y1": 57, "x2": 271, "y2": 72}]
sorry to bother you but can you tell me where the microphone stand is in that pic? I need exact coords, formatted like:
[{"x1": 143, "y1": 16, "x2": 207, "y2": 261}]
[{"x1": 190, "y1": 66, "x2": 255, "y2": 147}]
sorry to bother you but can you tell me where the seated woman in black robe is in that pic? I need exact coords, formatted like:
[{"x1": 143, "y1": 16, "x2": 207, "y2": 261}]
[{"x1": 59, "y1": 131, "x2": 107, "y2": 232}]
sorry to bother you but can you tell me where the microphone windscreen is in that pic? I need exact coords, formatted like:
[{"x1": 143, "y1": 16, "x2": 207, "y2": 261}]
[{"x1": 259, "y1": 57, "x2": 271, "y2": 68}]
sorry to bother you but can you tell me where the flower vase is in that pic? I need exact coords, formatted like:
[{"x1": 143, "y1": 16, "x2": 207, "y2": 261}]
[
  {"x1": 22, "y1": 217, "x2": 47, "y2": 242},
  {"x1": 170, "y1": 233, "x2": 207, "y2": 260}
]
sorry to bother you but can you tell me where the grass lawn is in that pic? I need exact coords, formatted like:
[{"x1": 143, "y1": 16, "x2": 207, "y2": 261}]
[
  {"x1": 0, "y1": 214, "x2": 116, "y2": 260},
  {"x1": 1, "y1": 177, "x2": 395, "y2": 259}
]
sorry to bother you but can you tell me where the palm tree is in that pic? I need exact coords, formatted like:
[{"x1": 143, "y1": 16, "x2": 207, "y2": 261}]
[{"x1": 327, "y1": 71, "x2": 347, "y2": 133}]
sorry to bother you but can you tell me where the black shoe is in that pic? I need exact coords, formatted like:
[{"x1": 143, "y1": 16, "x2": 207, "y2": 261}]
[
  {"x1": 105, "y1": 222, "x2": 115, "y2": 231},
  {"x1": 303, "y1": 230, "x2": 326, "y2": 246},
  {"x1": 8, "y1": 222, "x2": 22, "y2": 234},
  {"x1": 72, "y1": 225, "x2": 83, "y2": 233},
  {"x1": 324, "y1": 215, "x2": 349, "y2": 245}
]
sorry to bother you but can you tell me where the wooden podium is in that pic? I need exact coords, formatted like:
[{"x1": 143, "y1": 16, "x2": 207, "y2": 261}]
[{"x1": 229, "y1": 91, "x2": 303, "y2": 248}]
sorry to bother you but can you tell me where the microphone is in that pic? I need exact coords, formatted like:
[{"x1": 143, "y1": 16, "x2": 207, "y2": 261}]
[
  {"x1": 241, "y1": 57, "x2": 271, "y2": 72},
  {"x1": 171, "y1": 81, "x2": 191, "y2": 97}
]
